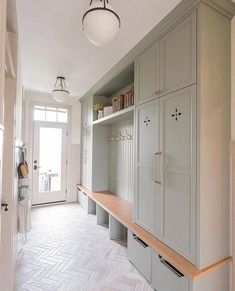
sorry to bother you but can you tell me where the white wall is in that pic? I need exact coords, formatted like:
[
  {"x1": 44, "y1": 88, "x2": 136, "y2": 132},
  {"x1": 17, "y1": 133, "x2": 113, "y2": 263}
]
[
  {"x1": 0, "y1": 0, "x2": 6, "y2": 126},
  {"x1": 0, "y1": 28, "x2": 23, "y2": 290},
  {"x1": 23, "y1": 90, "x2": 81, "y2": 203},
  {"x1": 15, "y1": 42, "x2": 23, "y2": 139}
]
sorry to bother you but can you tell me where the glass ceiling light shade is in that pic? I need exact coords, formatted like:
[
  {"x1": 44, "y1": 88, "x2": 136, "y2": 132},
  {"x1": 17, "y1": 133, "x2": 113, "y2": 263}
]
[
  {"x1": 82, "y1": 0, "x2": 121, "y2": 46},
  {"x1": 52, "y1": 77, "x2": 70, "y2": 103}
]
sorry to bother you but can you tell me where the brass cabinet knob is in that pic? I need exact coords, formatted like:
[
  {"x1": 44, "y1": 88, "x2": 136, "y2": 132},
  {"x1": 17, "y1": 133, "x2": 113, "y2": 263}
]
[{"x1": 155, "y1": 89, "x2": 161, "y2": 96}]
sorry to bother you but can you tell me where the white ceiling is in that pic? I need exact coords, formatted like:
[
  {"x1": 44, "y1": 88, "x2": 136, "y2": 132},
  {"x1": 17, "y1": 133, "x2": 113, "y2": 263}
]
[{"x1": 16, "y1": 0, "x2": 182, "y2": 98}]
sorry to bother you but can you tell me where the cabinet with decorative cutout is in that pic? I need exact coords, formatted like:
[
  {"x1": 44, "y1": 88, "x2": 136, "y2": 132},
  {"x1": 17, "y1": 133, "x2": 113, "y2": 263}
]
[
  {"x1": 134, "y1": 2, "x2": 231, "y2": 270},
  {"x1": 135, "y1": 85, "x2": 196, "y2": 263}
]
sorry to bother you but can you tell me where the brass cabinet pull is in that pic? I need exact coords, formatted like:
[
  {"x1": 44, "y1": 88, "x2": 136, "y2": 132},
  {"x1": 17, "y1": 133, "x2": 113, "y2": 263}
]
[
  {"x1": 154, "y1": 152, "x2": 162, "y2": 185},
  {"x1": 154, "y1": 152, "x2": 159, "y2": 184}
]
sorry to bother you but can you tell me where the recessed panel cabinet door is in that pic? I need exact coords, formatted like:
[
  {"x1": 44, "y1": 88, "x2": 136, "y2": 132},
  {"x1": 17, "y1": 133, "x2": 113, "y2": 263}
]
[
  {"x1": 159, "y1": 12, "x2": 196, "y2": 96},
  {"x1": 135, "y1": 99, "x2": 160, "y2": 235},
  {"x1": 159, "y1": 85, "x2": 196, "y2": 263},
  {"x1": 135, "y1": 43, "x2": 160, "y2": 105},
  {"x1": 86, "y1": 126, "x2": 92, "y2": 189}
]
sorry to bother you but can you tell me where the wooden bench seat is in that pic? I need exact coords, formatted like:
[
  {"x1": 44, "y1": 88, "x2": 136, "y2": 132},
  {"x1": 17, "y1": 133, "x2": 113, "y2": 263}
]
[{"x1": 77, "y1": 184, "x2": 232, "y2": 281}]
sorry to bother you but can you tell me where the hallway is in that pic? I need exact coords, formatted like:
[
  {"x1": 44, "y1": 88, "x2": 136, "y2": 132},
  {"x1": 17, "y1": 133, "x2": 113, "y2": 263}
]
[{"x1": 14, "y1": 204, "x2": 152, "y2": 291}]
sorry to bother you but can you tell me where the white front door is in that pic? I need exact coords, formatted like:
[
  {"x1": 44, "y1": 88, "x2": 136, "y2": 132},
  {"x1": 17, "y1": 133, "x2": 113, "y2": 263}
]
[{"x1": 32, "y1": 122, "x2": 67, "y2": 205}]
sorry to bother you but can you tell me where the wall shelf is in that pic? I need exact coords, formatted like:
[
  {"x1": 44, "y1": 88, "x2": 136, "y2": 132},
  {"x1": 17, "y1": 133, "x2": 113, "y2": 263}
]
[{"x1": 93, "y1": 106, "x2": 134, "y2": 126}]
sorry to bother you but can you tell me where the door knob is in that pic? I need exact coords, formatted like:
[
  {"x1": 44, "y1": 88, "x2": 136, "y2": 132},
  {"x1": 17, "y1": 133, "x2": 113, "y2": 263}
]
[{"x1": 1, "y1": 203, "x2": 8, "y2": 212}]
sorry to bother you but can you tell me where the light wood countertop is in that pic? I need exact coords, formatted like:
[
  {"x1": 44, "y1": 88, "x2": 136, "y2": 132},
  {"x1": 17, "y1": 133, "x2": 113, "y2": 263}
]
[{"x1": 77, "y1": 184, "x2": 232, "y2": 280}]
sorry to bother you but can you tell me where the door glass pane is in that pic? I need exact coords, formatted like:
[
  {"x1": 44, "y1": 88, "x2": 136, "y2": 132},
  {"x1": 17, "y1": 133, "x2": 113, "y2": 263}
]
[
  {"x1": 46, "y1": 107, "x2": 57, "y2": 122},
  {"x1": 34, "y1": 106, "x2": 46, "y2": 121},
  {"x1": 57, "y1": 109, "x2": 68, "y2": 123},
  {"x1": 39, "y1": 127, "x2": 62, "y2": 193}
]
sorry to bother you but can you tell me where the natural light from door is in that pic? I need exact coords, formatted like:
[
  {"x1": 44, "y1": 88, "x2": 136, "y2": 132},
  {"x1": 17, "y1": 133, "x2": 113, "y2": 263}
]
[
  {"x1": 39, "y1": 127, "x2": 62, "y2": 193},
  {"x1": 34, "y1": 106, "x2": 68, "y2": 123}
]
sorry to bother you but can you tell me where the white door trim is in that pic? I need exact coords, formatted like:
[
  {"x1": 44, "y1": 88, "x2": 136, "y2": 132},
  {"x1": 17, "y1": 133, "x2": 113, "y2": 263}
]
[
  {"x1": 28, "y1": 101, "x2": 72, "y2": 205},
  {"x1": 32, "y1": 121, "x2": 68, "y2": 205}
]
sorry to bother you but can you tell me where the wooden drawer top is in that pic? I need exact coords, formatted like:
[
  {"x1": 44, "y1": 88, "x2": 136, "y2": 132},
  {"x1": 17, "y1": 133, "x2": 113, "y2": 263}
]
[{"x1": 77, "y1": 184, "x2": 232, "y2": 280}]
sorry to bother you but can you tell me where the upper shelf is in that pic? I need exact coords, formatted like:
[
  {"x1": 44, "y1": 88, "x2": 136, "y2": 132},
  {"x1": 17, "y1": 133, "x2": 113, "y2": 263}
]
[
  {"x1": 93, "y1": 106, "x2": 134, "y2": 126},
  {"x1": 92, "y1": 63, "x2": 134, "y2": 97}
]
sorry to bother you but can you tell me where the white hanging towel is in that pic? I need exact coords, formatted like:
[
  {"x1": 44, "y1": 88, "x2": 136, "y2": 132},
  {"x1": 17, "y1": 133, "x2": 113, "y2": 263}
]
[{"x1": 18, "y1": 177, "x2": 31, "y2": 234}]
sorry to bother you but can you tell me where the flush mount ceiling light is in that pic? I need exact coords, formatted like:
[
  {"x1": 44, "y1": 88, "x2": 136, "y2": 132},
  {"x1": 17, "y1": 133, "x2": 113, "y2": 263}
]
[
  {"x1": 82, "y1": 0, "x2": 121, "y2": 46},
  {"x1": 52, "y1": 77, "x2": 70, "y2": 103}
]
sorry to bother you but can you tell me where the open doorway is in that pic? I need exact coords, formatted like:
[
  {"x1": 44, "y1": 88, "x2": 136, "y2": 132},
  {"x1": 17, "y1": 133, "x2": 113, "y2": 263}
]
[{"x1": 32, "y1": 105, "x2": 69, "y2": 205}]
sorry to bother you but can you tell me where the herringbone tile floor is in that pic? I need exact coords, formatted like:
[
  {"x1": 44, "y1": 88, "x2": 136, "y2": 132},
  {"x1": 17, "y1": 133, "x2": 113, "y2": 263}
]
[{"x1": 15, "y1": 203, "x2": 153, "y2": 291}]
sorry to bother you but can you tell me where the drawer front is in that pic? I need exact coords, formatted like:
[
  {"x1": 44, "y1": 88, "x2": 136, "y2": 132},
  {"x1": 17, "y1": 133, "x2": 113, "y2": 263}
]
[
  {"x1": 127, "y1": 230, "x2": 151, "y2": 282},
  {"x1": 152, "y1": 251, "x2": 189, "y2": 291},
  {"x1": 77, "y1": 190, "x2": 88, "y2": 210}
]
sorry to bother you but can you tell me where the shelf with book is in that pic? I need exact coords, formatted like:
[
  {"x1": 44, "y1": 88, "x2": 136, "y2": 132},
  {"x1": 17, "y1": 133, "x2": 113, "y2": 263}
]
[{"x1": 93, "y1": 106, "x2": 134, "y2": 126}]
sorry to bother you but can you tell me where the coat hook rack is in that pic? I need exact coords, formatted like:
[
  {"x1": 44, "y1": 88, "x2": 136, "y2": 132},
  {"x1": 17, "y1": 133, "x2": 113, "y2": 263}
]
[
  {"x1": 110, "y1": 135, "x2": 119, "y2": 142},
  {"x1": 110, "y1": 131, "x2": 133, "y2": 142},
  {"x1": 119, "y1": 132, "x2": 126, "y2": 140},
  {"x1": 125, "y1": 130, "x2": 133, "y2": 140}
]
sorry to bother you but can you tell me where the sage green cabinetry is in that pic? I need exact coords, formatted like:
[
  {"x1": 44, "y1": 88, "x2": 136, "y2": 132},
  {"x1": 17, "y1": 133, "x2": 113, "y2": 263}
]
[
  {"x1": 135, "y1": 85, "x2": 196, "y2": 263},
  {"x1": 81, "y1": 97, "x2": 93, "y2": 189},
  {"x1": 135, "y1": 2, "x2": 231, "y2": 269},
  {"x1": 159, "y1": 85, "x2": 196, "y2": 263},
  {"x1": 135, "y1": 43, "x2": 160, "y2": 105},
  {"x1": 151, "y1": 251, "x2": 189, "y2": 291},
  {"x1": 159, "y1": 12, "x2": 196, "y2": 96},
  {"x1": 79, "y1": 0, "x2": 233, "y2": 286},
  {"x1": 135, "y1": 99, "x2": 160, "y2": 236},
  {"x1": 135, "y1": 12, "x2": 196, "y2": 105}
]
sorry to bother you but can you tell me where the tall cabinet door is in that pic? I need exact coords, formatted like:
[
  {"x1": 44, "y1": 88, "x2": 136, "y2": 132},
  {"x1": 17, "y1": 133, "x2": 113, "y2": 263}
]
[
  {"x1": 159, "y1": 85, "x2": 196, "y2": 263},
  {"x1": 135, "y1": 99, "x2": 160, "y2": 235},
  {"x1": 81, "y1": 99, "x2": 93, "y2": 190},
  {"x1": 159, "y1": 12, "x2": 196, "y2": 96},
  {"x1": 135, "y1": 43, "x2": 160, "y2": 105},
  {"x1": 86, "y1": 126, "x2": 92, "y2": 189},
  {"x1": 81, "y1": 127, "x2": 87, "y2": 187}
]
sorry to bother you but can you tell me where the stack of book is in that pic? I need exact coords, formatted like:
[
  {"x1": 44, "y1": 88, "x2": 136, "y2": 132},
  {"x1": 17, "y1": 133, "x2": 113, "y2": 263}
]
[
  {"x1": 124, "y1": 87, "x2": 134, "y2": 109},
  {"x1": 112, "y1": 87, "x2": 134, "y2": 113},
  {"x1": 112, "y1": 95, "x2": 124, "y2": 113}
]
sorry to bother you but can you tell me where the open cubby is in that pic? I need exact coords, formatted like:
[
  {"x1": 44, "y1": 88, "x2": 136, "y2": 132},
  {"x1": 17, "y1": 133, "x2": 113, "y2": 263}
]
[
  {"x1": 81, "y1": 62, "x2": 135, "y2": 204},
  {"x1": 92, "y1": 62, "x2": 134, "y2": 123},
  {"x1": 96, "y1": 204, "x2": 109, "y2": 227},
  {"x1": 91, "y1": 117, "x2": 134, "y2": 203},
  {"x1": 109, "y1": 215, "x2": 127, "y2": 243}
]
